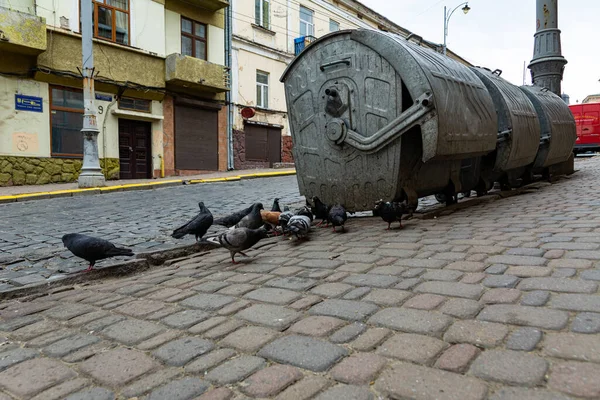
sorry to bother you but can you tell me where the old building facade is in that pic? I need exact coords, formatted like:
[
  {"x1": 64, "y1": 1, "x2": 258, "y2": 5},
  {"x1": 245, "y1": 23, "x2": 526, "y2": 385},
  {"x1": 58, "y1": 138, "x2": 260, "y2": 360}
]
[
  {"x1": 230, "y1": 0, "x2": 470, "y2": 169},
  {"x1": 0, "y1": 0, "x2": 229, "y2": 186}
]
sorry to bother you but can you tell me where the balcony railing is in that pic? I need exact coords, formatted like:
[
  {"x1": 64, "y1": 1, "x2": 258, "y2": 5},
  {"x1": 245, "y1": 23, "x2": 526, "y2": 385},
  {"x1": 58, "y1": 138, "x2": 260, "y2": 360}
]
[{"x1": 294, "y1": 35, "x2": 316, "y2": 56}]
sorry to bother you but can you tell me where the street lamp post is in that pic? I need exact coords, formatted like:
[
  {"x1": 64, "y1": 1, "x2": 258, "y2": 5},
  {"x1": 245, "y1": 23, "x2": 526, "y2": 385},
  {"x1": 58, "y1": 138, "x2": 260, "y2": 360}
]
[{"x1": 443, "y1": 2, "x2": 471, "y2": 56}]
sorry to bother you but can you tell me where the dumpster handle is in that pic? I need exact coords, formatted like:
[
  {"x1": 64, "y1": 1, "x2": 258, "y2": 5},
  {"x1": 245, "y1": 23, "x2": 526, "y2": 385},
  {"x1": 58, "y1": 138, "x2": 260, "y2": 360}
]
[
  {"x1": 406, "y1": 33, "x2": 423, "y2": 45},
  {"x1": 340, "y1": 92, "x2": 433, "y2": 153},
  {"x1": 320, "y1": 60, "x2": 351, "y2": 71},
  {"x1": 492, "y1": 69, "x2": 502, "y2": 76}
]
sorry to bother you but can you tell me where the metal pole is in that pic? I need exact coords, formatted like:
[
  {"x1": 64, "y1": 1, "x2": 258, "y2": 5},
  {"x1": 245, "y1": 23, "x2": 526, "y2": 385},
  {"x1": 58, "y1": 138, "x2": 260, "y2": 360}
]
[
  {"x1": 78, "y1": 0, "x2": 105, "y2": 188},
  {"x1": 443, "y1": 6, "x2": 447, "y2": 55}
]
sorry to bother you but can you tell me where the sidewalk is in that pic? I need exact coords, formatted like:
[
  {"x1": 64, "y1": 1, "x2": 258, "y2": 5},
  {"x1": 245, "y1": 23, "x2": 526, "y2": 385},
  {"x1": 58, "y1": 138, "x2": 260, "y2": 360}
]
[
  {"x1": 0, "y1": 158, "x2": 596, "y2": 399},
  {"x1": 0, "y1": 167, "x2": 297, "y2": 202}
]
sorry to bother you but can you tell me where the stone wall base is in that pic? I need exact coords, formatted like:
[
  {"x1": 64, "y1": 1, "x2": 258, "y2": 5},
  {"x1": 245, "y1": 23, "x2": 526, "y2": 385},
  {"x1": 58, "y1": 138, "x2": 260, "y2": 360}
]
[
  {"x1": 0, "y1": 156, "x2": 120, "y2": 187},
  {"x1": 233, "y1": 129, "x2": 295, "y2": 170}
]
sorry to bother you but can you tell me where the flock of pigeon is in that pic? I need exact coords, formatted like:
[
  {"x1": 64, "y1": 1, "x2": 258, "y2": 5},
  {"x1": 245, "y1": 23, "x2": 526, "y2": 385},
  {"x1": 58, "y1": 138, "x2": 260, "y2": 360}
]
[{"x1": 61, "y1": 196, "x2": 412, "y2": 270}]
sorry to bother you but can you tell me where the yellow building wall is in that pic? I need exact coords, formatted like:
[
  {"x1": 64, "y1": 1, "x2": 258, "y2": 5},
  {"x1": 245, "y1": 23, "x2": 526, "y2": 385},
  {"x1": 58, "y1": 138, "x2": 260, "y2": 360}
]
[{"x1": 235, "y1": 0, "x2": 289, "y2": 53}]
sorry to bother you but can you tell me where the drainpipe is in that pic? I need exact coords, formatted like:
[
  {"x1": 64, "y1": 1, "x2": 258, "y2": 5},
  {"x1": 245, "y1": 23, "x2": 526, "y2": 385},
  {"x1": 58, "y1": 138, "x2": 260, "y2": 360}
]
[{"x1": 225, "y1": 1, "x2": 234, "y2": 170}]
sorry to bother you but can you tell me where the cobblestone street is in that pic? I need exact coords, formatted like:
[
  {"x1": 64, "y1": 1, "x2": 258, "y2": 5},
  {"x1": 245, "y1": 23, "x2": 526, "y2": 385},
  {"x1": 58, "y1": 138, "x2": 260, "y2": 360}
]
[{"x1": 0, "y1": 157, "x2": 598, "y2": 399}]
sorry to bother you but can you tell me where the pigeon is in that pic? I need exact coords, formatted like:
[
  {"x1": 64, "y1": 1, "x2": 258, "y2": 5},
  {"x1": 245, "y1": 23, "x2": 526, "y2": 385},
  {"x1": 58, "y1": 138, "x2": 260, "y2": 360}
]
[
  {"x1": 374, "y1": 199, "x2": 409, "y2": 230},
  {"x1": 310, "y1": 196, "x2": 330, "y2": 227},
  {"x1": 171, "y1": 202, "x2": 214, "y2": 241},
  {"x1": 328, "y1": 204, "x2": 348, "y2": 232},
  {"x1": 295, "y1": 205, "x2": 314, "y2": 221},
  {"x1": 207, "y1": 226, "x2": 270, "y2": 263},
  {"x1": 271, "y1": 198, "x2": 282, "y2": 212},
  {"x1": 213, "y1": 204, "x2": 254, "y2": 227},
  {"x1": 233, "y1": 203, "x2": 264, "y2": 229},
  {"x1": 286, "y1": 215, "x2": 312, "y2": 239},
  {"x1": 278, "y1": 210, "x2": 294, "y2": 233},
  {"x1": 62, "y1": 233, "x2": 134, "y2": 271}
]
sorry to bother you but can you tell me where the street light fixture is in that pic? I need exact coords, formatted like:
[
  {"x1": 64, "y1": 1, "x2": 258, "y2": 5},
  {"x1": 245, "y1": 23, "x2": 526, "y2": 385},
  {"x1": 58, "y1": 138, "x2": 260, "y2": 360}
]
[{"x1": 443, "y1": 2, "x2": 470, "y2": 56}]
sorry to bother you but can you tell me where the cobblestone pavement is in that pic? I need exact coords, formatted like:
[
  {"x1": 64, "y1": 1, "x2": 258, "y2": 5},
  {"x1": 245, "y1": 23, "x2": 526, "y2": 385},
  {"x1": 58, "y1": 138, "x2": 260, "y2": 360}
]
[{"x1": 0, "y1": 157, "x2": 598, "y2": 399}]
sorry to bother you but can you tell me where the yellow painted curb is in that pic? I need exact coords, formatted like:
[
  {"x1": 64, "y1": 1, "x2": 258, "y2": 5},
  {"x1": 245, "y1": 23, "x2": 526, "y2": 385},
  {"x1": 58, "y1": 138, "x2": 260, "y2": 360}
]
[
  {"x1": 0, "y1": 195, "x2": 17, "y2": 201},
  {"x1": 13, "y1": 192, "x2": 52, "y2": 199}
]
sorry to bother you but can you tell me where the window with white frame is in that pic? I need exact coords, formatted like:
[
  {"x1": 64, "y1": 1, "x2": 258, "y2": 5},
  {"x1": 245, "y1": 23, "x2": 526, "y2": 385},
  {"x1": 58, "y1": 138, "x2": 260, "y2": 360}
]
[
  {"x1": 329, "y1": 19, "x2": 340, "y2": 32},
  {"x1": 256, "y1": 71, "x2": 269, "y2": 109},
  {"x1": 299, "y1": 5, "x2": 314, "y2": 37},
  {"x1": 255, "y1": 0, "x2": 270, "y2": 29}
]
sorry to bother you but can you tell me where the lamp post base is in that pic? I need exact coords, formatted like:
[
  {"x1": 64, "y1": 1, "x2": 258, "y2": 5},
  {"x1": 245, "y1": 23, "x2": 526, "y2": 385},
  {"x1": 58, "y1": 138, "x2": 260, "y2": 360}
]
[{"x1": 78, "y1": 171, "x2": 106, "y2": 188}]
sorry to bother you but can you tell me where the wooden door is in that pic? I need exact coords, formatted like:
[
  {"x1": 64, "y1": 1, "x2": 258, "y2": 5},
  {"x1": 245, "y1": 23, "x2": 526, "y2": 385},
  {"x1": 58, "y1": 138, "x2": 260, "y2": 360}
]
[
  {"x1": 118, "y1": 119, "x2": 152, "y2": 179},
  {"x1": 175, "y1": 105, "x2": 218, "y2": 170},
  {"x1": 245, "y1": 124, "x2": 281, "y2": 167},
  {"x1": 267, "y1": 127, "x2": 282, "y2": 167}
]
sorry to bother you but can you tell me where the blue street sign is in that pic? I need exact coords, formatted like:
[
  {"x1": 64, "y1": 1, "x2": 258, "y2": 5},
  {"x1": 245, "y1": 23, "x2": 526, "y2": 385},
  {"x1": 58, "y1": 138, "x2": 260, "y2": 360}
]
[
  {"x1": 95, "y1": 93, "x2": 112, "y2": 101},
  {"x1": 15, "y1": 94, "x2": 43, "y2": 113}
]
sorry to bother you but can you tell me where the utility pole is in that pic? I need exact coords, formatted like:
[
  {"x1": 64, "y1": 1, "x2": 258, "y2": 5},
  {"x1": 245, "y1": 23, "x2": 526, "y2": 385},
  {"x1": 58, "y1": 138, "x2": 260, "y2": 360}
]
[{"x1": 78, "y1": 0, "x2": 105, "y2": 188}]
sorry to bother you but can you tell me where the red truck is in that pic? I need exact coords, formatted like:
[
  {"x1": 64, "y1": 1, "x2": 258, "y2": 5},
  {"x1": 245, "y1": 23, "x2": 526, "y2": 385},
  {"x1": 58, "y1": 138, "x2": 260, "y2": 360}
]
[{"x1": 569, "y1": 103, "x2": 600, "y2": 154}]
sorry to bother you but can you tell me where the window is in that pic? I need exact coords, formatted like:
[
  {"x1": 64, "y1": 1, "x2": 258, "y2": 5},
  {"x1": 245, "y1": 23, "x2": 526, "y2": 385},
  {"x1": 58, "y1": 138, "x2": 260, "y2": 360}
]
[
  {"x1": 50, "y1": 86, "x2": 84, "y2": 157},
  {"x1": 181, "y1": 17, "x2": 207, "y2": 60},
  {"x1": 299, "y1": 5, "x2": 314, "y2": 37},
  {"x1": 119, "y1": 97, "x2": 151, "y2": 113},
  {"x1": 255, "y1": 0, "x2": 270, "y2": 29},
  {"x1": 329, "y1": 19, "x2": 340, "y2": 32},
  {"x1": 256, "y1": 71, "x2": 269, "y2": 109},
  {"x1": 92, "y1": 0, "x2": 129, "y2": 45}
]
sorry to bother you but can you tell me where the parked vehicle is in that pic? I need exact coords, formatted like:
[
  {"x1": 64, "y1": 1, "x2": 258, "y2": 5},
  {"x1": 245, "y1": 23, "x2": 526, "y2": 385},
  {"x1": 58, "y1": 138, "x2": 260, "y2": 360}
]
[{"x1": 569, "y1": 103, "x2": 600, "y2": 154}]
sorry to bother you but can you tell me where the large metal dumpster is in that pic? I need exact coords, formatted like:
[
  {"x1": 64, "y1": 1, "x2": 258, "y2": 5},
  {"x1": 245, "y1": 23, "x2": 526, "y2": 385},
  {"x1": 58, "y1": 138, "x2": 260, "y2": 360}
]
[{"x1": 281, "y1": 29, "x2": 498, "y2": 211}]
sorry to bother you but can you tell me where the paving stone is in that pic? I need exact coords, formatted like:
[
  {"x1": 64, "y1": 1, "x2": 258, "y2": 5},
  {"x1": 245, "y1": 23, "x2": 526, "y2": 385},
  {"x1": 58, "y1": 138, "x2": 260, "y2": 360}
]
[
  {"x1": 0, "y1": 315, "x2": 43, "y2": 332},
  {"x1": 196, "y1": 387, "x2": 234, "y2": 400},
  {"x1": 548, "y1": 361, "x2": 600, "y2": 399},
  {"x1": 244, "y1": 288, "x2": 302, "y2": 304},
  {"x1": 444, "y1": 320, "x2": 508, "y2": 348},
  {"x1": 236, "y1": 304, "x2": 301, "y2": 331},
  {"x1": 188, "y1": 316, "x2": 227, "y2": 334},
  {"x1": 289, "y1": 295, "x2": 322, "y2": 310},
  {"x1": 185, "y1": 348, "x2": 237, "y2": 374},
  {"x1": 43, "y1": 333, "x2": 100, "y2": 357},
  {"x1": 552, "y1": 268, "x2": 577, "y2": 278},
  {"x1": 0, "y1": 358, "x2": 76, "y2": 398},
  {"x1": 403, "y1": 294, "x2": 446, "y2": 310},
  {"x1": 84, "y1": 315, "x2": 126, "y2": 332},
  {"x1": 329, "y1": 353, "x2": 387, "y2": 384},
  {"x1": 146, "y1": 377, "x2": 209, "y2": 400},
  {"x1": 375, "y1": 362, "x2": 487, "y2": 400},
  {"x1": 395, "y1": 278, "x2": 422, "y2": 290},
  {"x1": 265, "y1": 277, "x2": 318, "y2": 291},
  {"x1": 440, "y1": 298, "x2": 481, "y2": 318},
  {"x1": 414, "y1": 281, "x2": 484, "y2": 299},
  {"x1": 481, "y1": 288, "x2": 521, "y2": 304},
  {"x1": 402, "y1": 268, "x2": 426, "y2": 278},
  {"x1": 309, "y1": 299, "x2": 379, "y2": 321},
  {"x1": 421, "y1": 269, "x2": 463, "y2": 281},
  {"x1": 329, "y1": 322, "x2": 367, "y2": 343},
  {"x1": 217, "y1": 283, "x2": 256, "y2": 296},
  {"x1": 242, "y1": 364, "x2": 302, "y2": 397},
  {"x1": 572, "y1": 312, "x2": 600, "y2": 333},
  {"x1": 192, "y1": 281, "x2": 230, "y2": 293},
  {"x1": 506, "y1": 266, "x2": 552, "y2": 277},
  {"x1": 445, "y1": 261, "x2": 487, "y2": 272},
  {"x1": 551, "y1": 293, "x2": 600, "y2": 312},
  {"x1": 478, "y1": 304, "x2": 569, "y2": 330},
  {"x1": 161, "y1": 309, "x2": 210, "y2": 329},
  {"x1": 276, "y1": 376, "x2": 331, "y2": 400},
  {"x1": 518, "y1": 277, "x2": 598, "y2": 293},
  {"x1": 434, "y1": 344, "x2": 481, "y2": 373},
  {"x1": 482, "y1": 275, "x2": 519, "y2": 288},
  {"x1": 65, "y1": 387, "x2": 115, "y2": 400},
  {"x1": 0, "y1": 348, "x2": 38, "y2": 372},
  {"x1": 136, "y1": 330, "x2": 183, "y2": 351},
  {"x1": 114, "y1": 299, "x2": 165, "y2": 318},
  {"x1": 521, "y1": 290, "x2": 551, "y2": 306},
  {"x1": 289, "y1": 316, "x2": 345, "y2": 337},
  {"x1": 470, "y1": 350, "x2": 548, "y2": 386},
  {"x1": 205, "y1": 356, "x2": 266, "y2": 385},
  {"x1": 217, "y1": 300, "x2": 252, "y2": 316},
  {"x1": 549, "y1": 258, "x2": 593, "y2": 269},
  {"x1": 100, "y1": 319, "x2": 164, "y2": 345},
  {"x1": 486, "y1": 255, "x2": 546, "y2": 266},
  {"x1": 543, "y1": 332, "x2": 600, "y2": 362},
  {"x1": 368, "y1": 307, "x2": 453, "y2": 336},
  {"x1": 43, "y1": 303, "x2": 96, "y2": 321},
  {"x1": 314, "y1": 384, "x2": 374, "y2": 400},
  {"x1": 460, "y1": 273, "x2": 487, "y2": 284},
  {"x1": 121, "y1": 368, "x2": 181, "y2": 398},
  {"x1": 27, "y1": 329, "x2": 77, "y2": 347},
  {"x1": 506, "y1": 327, "x2": 543, "y2": 351},
  {"x1": 0, "y1": 302, "x2": 57, "y2": 321},
  {"x1": 489, "y1": 387, "x2": 573, "y2": 400},
  {"x1": 180, "y1": 293, "x2": 236, "y2": 310},
  {"x1": 342, "y1": 274, "x2": 399, "y2": 288},
  {"x1": 369, "y1": 265, "x2": 406, "y2": 275},
  {"x1": 152, "y1": 337, "x2": 214, "y2": 366},
  {"x1": 79, "y1": 348, "x2": 158, "y2": 386},
  {"x1": 350, "y1": 328, "x2": 391, "y2": 351},
  {"x1": 486, "y1": 264, "x2": 509, "y2": 274},
  {"x1": 30, "y1": 378, "x2": 90, "y2": 400},
  {"x1": 342, "y1": 287, "x2": 371, "y2": 300},
  {"x1": 220, "y1": 326, "x2": 279, "y2": 352},
  {"x1": 66, "y1": 310, "x2": 111, "y2": 327},
  {"x1": 376, "y1": 333, "x2": 447, "y2": 365},
  {"x1": 203, "y1": 319, "x2": 245, "y2": 340},
  {"x1": 310, "y1": 283, "x2": 354, "y2": 298},
  {"x1": 258, "y1": 335, "x2": 347, "y2": 372},
  {"x1": 361, "y1": 289, "x2": 411, "y2": 306}
]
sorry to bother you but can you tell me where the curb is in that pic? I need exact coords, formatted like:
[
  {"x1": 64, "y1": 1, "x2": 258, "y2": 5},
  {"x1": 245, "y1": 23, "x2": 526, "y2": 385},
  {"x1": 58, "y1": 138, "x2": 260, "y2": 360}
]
[{"x1": 0, "y1": 170, "x2": 297, "y2": 204}]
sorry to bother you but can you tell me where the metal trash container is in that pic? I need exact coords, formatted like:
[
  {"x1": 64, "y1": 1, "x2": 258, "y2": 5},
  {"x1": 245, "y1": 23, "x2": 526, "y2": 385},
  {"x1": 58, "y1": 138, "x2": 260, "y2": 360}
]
[{"x1": 281, "y1": 29, "x2": 497, "y2": 211}]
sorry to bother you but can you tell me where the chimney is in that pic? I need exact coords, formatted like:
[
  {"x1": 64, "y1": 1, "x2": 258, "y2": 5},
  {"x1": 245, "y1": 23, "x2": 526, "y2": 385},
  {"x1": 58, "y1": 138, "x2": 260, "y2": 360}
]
[{"x1": 528, "y1": 0, "x2": 567, "y2": 96}]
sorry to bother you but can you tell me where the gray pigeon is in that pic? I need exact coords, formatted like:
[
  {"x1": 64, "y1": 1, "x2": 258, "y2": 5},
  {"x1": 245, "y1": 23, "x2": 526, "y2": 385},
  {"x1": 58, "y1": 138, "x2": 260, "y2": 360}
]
[
  {"x1": 62, "y1": 233, "x2": 134, "y2": 271},
  {"x1": 232, "y1": 203, "x2": 264, "y2": 229},
  {"x1": 208, "y1": 226, "x2": 270, "y2": 263},
  {"x1": 171, "y1": 202, "x2": 214, "y2": 241},
  {"x1": 328, "y1": 204, "x2": 348, "y2": 232},
  {"x1": 286, "y1": 215, "x2": 312, "y2": 239},
  {"x1": 213, "y1": 204, "x2": 254, "y2": 227}
]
